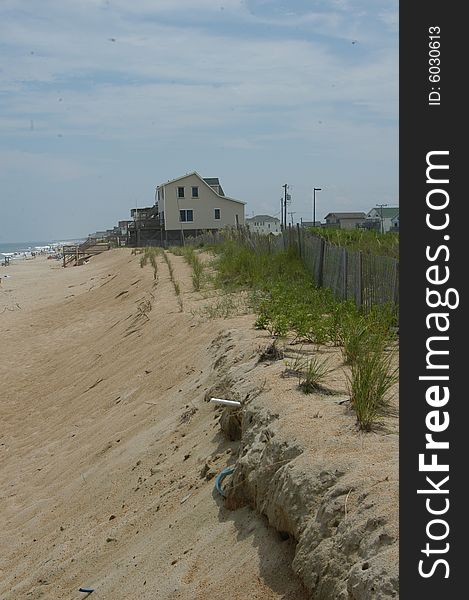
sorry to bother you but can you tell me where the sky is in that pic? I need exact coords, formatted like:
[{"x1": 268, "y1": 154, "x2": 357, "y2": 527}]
[{"x1": 0, "y1": 0, "x2": 398, "y2": 242}]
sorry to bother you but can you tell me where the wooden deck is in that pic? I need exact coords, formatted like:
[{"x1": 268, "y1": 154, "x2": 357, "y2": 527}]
[{"x1": 62, "y1": 239, "x2": 110, "y2": 267}]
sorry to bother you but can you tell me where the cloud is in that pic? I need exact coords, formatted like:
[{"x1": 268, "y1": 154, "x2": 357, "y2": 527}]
[
  {"x1": 1, "y1": 12, "x2": 397, "y2": 146},
  {"x1": 0, "y1": 1, "x2": 398, "y2": 240},
  {"x1": 0, "y1": 149, "x2": 93, "y2": 181}
]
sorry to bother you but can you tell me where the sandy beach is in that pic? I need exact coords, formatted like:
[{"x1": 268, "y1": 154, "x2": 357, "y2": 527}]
[{"x1": 0, "y1": 250, "x2": 398, "y2": 599}]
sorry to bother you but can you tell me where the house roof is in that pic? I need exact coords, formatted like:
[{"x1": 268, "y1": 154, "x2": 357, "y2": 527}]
[
  {"x1": 367, "y1": 207, "x2": 399, "y2": 218},
  {"x1": 203, "y1": 177, "x2": 225, "y2": 196},
  {"x1": 325, "y1": 212, "x2": 366, "y2": 220},
  {"x1": 246, "y1": 215, "x2": 280, "y2": 222},
  {"x1": 157, "y1": 171, "x2": 245, "y2": 205}
]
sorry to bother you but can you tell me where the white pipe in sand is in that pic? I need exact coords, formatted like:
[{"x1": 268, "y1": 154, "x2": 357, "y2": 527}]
[{"x1": 210, "y1": 398, "x2": 241, "y2": 407}]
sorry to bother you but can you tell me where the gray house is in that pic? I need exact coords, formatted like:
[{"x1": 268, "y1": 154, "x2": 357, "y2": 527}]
[
  {"x1": 390, "y1": 212, "x2": 399, "y2": 232},
  {"x1": 366, "y1": 207, "x2": 399, "y2": 233},
  {"x1": 324, "y1": 212, "x2": 367, "y2": 230},
  {"x1": 246, "y1": 215, "x2": 281, "y2": 235}
]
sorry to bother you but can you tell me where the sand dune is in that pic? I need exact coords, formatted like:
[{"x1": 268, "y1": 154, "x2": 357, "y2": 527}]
[
  {"x1": 0, "y1": 250, "x2": 398, "y2": 599},
  {"x1": 0, "y1": 251, "x2": 309, "y2": 599}
]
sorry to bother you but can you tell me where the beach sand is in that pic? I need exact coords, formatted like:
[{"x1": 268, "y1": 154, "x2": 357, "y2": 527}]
[
  {"x1": 0, "y1": 249, "x2": 398, "y2": 599},
  {"x1": 0, "y1": 251, "x2": 309, "y2": 600}
]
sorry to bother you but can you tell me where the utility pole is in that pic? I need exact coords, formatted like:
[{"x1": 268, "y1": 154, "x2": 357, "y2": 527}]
[
  {"x1": 313, "y1": 188, "x2": 322, "y2": 227},
  {"x1": 289, "y1": 211, "x2": 296, "y2": 226},
  {"x1": 376, "y1": 203, "x2": 388, "y2": 234},
  {"x1": 282, "y1": 184, "x2": 288, "y2": 231}
]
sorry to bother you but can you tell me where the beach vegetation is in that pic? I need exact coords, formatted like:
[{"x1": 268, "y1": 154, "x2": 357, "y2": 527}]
[
  {"x1": 206, "y1": 237, "x2": 398, "y2": 426},
  {"x1": 298, "y1": 356, "x2": 332, "y2": 394},
  {"x1": 305, "y1": 227, "x2": 399, "y2": 260},
  {"x1": 163, "y1": 251, "x2": 183, "y2": 312},
  {"x1": 347, "y1": 347, "x2": 398, "y2": 431},
  {"x1": 171, "y1": 246, "x2": 205, "y2": 291}
]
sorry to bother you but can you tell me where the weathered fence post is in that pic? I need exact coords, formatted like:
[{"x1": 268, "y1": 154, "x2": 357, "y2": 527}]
[
  {"x1": 357, "y1": 251, "x2": 363, "y2": 308},
  {"x1": 317, "y1": 238, "x2": 325, "y2": 287},
  {"x1": 296, "y1": 223, "x2": 302, "y2": 258},
  {"x1": 342, "y1": 247, "x2": 348, "y2": 301}
]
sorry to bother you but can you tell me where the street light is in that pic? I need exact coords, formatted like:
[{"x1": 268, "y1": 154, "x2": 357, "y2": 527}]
[{"x1": 313, "y1": 188, "x2": 322, "y2": 227}]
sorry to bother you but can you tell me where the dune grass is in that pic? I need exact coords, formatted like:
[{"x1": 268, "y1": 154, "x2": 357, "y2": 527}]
[
  {"x1": 169, "y1": 246, "x2": 206, "y2": 291},
  {"x1": 209, "y1": 238, "x2": 398, "y2": 429},
  {"x1": 347, "y1": 348, "x2": 398, "y2": 430},
  {"x1": 163, "y1": 251, "x2": 183, "y2": 312},
  {"x1": 305, "y1": 227, "x2": 399, "y2": 259}
]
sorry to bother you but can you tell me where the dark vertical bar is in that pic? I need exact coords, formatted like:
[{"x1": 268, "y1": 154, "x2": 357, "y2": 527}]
[{"x1": 401, "y1": 4, "x2": 464, "y2": 598}]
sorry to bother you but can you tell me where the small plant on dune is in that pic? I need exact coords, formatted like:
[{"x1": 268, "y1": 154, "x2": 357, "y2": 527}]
[
  {"x1": 163, "y1": 251, "x2": 174, "y2": 279},
  {"x1": 347, "y1": 348, "x2": 398, "y2": 431},
  {"x1": 298, "y1": 356, "x2": 332, "y2": 394},
  {"x1": 339, "y1": 317, "x2": 371, "y2": 365},
  {"x1": 178, "y1": 246, "x2": 205, "y2": 291},
  {"x1": 191, "y1": 256, "x2": 204, "y2": 291},
  {"x1": 266, "y1": 314, "x2": 289, "y2": 339},
  {"x1": 283, "y1": 348, "x2": 307, "y2": 378},
  {"x1": 140, "y1": 254, "x2": 148, "y2": 268},
  {"x1": 163, "y1": 251, "x2": 184, "y2": 311},
  {"x1": 258, "y1": 340, "x2": 284, "y2": 362},
  {"x1": 339, "y1": 309, "x2": 394, "y2": 366},
  {"x1": 168, "y1": 245, "x2": 185, "y2": 256},
  {"x1": 254, "y1": 312, "x2": 270, "y2": 330},
  {"x1": 149, "y1": 253, "x2": 158, "y2": 279}
]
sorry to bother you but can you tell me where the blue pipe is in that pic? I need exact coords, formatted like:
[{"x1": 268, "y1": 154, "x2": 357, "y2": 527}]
[{"x1": 215, "y1": 467, "x2": 234, "y2": 497}]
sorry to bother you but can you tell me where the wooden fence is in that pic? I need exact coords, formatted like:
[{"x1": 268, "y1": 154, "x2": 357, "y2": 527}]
[{"x1": 188, "y1": 226, "x2": 399, "y2": 309}]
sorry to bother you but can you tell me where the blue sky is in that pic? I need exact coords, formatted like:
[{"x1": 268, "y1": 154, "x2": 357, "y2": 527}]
[{"x1": 0, "y1": 0, "x2": 398, "y2": 241}]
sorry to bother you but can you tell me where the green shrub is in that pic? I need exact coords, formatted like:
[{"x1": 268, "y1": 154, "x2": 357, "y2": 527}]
[
  {"x1": 299, "y1": 356, "x2": 332, "y2": 394},
  {"x1": 347, "y1": 349, "x2": 398, "y2": 430}
]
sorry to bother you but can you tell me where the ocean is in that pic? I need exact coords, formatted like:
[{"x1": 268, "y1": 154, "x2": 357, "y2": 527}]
[{"x1": 0, "y1": 240, "x2": 84, "y2": 255}]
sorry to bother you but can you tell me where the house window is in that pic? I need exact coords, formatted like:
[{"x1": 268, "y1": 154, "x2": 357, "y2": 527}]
[
  {"x1": 177, "y1": 186, "x2": 185, "y2": 198},
  {"x1": 214, "y1": 208, "x2": 221, "y2": 220},
  {"x1": 179, "y1": 209, "x2": 193, "y2": 222},
  {"x1": 192, "y1": 186, "x2": 199, "y2": 198}
]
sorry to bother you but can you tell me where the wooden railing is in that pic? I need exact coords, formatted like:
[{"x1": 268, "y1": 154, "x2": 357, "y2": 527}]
[{"x1": 62, "y1": 238, "x2": 111, "y2": 267}]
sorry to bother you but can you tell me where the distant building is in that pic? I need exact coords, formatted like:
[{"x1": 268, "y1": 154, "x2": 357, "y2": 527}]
[
  {"x1": 390, "y1": 212, "x2": 399, "y2": 232},
  {"x1": 324, "y1": 212, "x2": 367, "y2": 230},
  {"x1": 93, "y1": 230, "x2": 109, "y2": 240},
  {"x1": 366, "y1": 207, "x2": 399, "y2": 233},
  {"x1": 118, "y1": 220, "x2": 133, "y2": 236},
  {"x1": 246, "y1": 215, "x2": 281, "y2": 235}
]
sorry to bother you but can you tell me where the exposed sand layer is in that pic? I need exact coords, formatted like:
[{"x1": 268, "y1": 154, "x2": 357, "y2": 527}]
[{"x1": 0, "y1": 250, "x2": 398, "y2": 599}]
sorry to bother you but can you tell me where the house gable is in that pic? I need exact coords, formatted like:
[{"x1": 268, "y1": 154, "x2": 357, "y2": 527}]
[{"x1": 157, "y1": 172, "x2": 245, "y2": 231}]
